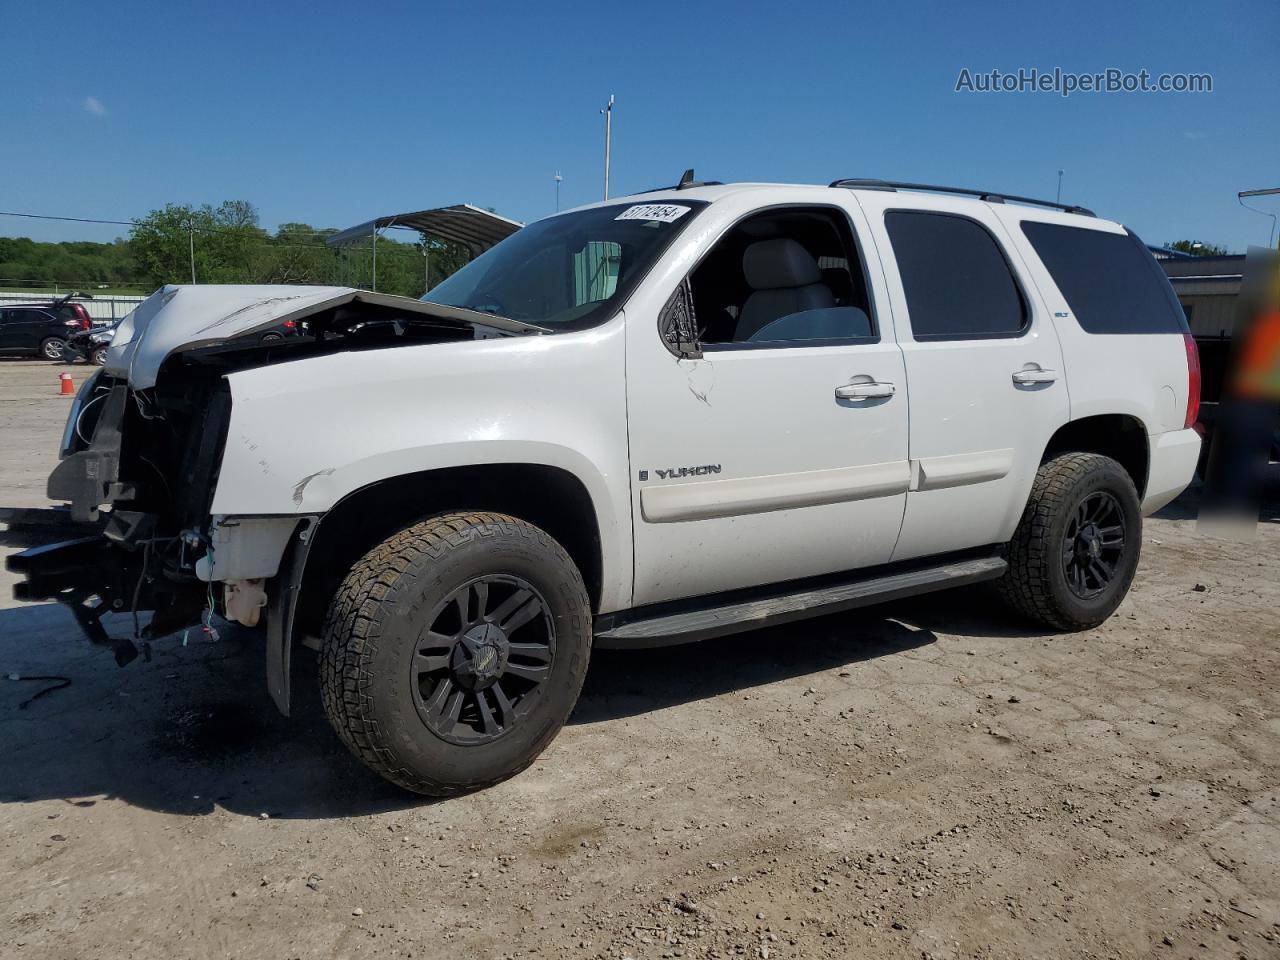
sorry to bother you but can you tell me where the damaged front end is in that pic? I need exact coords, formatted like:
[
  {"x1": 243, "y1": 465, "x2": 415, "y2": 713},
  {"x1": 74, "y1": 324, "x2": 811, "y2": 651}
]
[
  {"x1": 7, "y1": 283, "x2": 532, "y2": 677},
  {"x1": 9, "y1": 364, "x2": 236, "y2": 664}
]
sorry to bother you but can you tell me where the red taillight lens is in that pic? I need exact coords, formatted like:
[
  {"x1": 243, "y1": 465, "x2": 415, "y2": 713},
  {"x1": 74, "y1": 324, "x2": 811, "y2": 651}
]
[
  {"x1": 283, "y1": 320, "x2": 296, "y2": 329},
  {"x1": 1183, "y1": 333, "x2": 1201, "y2": 429},
  {"x1": 79, "y1": 316, "x2": 90, "y2": 330}
]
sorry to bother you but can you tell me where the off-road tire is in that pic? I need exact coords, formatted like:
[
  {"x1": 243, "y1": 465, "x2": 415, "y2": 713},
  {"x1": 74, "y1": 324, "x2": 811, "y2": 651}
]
[
  {"x1": 997, "y1": 452, "x2": 1142, "y2": 631},
  {"x1": 40, "y1": 337, "x2": 66, "y2": 361},
  {"x1": 319, "y1": 512, "x2": 591, "y2": 796}
]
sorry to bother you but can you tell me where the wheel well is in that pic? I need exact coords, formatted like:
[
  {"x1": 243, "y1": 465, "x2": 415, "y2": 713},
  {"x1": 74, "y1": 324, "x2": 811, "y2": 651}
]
[
  {"x1": 295, "y1": 464, "x2": 604, "y2": 637},
  {"x1": 1042, "y1": 415, "x2": 1149, "y2": 496}
]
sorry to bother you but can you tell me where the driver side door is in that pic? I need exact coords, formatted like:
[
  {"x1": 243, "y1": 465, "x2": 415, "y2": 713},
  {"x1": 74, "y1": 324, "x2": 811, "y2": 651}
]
[{"x1": 624, "y1": 194, "x2": 910, "y2": 606}]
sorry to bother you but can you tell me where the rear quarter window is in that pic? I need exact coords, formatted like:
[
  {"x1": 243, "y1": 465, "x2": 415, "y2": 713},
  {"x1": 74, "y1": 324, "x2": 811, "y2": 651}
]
[{"x1": 1020, "y1": 221, "x2": 1188, "y2": 335}]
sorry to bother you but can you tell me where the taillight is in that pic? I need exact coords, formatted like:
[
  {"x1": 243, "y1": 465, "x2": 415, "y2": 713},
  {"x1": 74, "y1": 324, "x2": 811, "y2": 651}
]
[
  {"x1": 79, "y1": 315, "x2": 91, "y2": 330},
  {"x1": 1183, "y1": 333, "x2": 1201, "y2": 429},
  {"x1": 283, "y1": 320, "x2": 296, "y2": 329}
]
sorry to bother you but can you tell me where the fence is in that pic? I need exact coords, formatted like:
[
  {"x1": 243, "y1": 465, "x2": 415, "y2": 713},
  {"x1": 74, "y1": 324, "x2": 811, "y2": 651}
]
[{"x1": 0, "y1": 293, "x2": 147, "y2": 323}]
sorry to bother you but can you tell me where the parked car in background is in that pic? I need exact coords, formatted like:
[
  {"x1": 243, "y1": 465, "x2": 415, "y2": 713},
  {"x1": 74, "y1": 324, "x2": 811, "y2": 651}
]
[
  {"x1": 0, "y1": 298, "x2": 92, "y2": 360},
  {"x1": 64, "y1": 321, "x2": 119, "y2": 365}
]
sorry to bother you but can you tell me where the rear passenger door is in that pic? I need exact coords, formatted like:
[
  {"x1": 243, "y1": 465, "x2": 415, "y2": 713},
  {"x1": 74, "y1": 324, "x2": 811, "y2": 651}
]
[{"x1": 853, "y1": 193, "x2": 1070, "y2": 561}]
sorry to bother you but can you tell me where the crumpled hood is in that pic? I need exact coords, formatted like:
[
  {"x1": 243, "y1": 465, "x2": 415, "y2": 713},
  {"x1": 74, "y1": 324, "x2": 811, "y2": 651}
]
[
  {"x1": 104, "y1": 284, "x2": 531, "y2": 390},
  {"x1": 104, "y1": 284, "x2": 353, "y2": 389}
]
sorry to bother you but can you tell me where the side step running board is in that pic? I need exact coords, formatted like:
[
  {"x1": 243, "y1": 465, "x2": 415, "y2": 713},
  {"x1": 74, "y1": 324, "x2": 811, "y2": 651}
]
[{"x1": 594, "y1": 555, "x2": 1007, "y2": 649}]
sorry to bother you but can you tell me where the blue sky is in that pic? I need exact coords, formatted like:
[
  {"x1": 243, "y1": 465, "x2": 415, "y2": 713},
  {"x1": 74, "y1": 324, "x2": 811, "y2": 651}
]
[{"x1": 3, "y1": 0, "x2": 1277, "y2": 252}]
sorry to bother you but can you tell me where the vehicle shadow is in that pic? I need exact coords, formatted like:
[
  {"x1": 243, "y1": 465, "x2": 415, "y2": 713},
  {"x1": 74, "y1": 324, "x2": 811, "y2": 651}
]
[
  {"x1": 0, "y1": 586, "x2": 1038, "y2": 819},
  {"x1": 0, "y1": 602, "x2": 421, "y2": 821},
  {"x1": 573, "y1": 610, "x2": 938, "y2": 724}
]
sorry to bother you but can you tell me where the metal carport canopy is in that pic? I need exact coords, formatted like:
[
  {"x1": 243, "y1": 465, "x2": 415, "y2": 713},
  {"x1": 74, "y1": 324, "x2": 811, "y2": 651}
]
[{"x1": 325, "y1": 204, "x2": 523, "y2": 258}]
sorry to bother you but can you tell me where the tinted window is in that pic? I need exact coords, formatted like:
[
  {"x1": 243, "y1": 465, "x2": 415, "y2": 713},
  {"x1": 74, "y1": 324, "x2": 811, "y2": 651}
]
[
  {"x1": 1020, "y1": 221, "x2": 1187, "y2": 334},
  {"x1": 5, "y1": 308, "x2": 49, "y2": 322},
  {"x1": 885, "y1": 211, "x2": 1026, "y2": 339}
]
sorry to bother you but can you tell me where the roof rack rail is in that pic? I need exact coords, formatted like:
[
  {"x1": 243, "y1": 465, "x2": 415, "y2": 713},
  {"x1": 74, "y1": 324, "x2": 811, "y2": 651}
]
[{"x1": 828, "y1": 178, "x2": 1095, "y2": 217}]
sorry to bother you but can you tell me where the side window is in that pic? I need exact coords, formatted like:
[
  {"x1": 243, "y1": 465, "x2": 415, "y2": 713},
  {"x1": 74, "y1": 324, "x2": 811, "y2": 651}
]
[
  {"x1": 885, "y1": 211, "x2": 1026, "y2": 340},
  {"x1": 1020, "y1": 221, "x2": 1188, "y2": 335},
  {"x1": 688, "y1": 207, "x2": 876, "y2": 349}
]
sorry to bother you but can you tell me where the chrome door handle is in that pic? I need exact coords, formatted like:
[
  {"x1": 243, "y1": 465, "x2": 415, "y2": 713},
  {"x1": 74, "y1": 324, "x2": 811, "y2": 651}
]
[
  {"x1": 835, "y1": 381, "x2": 895, "y2": 400},
  {"x1": 1012, "y1": 368, "x2": 1057, "y2": 385}
]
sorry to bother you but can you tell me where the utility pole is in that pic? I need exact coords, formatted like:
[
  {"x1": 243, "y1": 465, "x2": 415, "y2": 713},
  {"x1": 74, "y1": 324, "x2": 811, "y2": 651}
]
[
  {"x1": 1238, "y1": 187, "x2": 1280, "y2": 248},
  {"x1": 371, "y1": 228, "x2": 378, "y2": 292},
  {"x1": 601, "y1": 95, "x2": 615, "y2": 200},
  {"x1": 1056, "y1": 169, "x2": 1064, "y2": 204},
  {"x1": 188, "y1": 218, "x2": 196, "y2": 284},
  {"x1": 555, "y1": 170, "x2": 563, "y2": 212}
]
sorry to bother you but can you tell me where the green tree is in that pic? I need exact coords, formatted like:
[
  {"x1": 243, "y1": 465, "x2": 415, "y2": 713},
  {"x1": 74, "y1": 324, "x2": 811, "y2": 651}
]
[
  {"x1": 1167, "y1": 240, "x2": 1230, "y2": 257},
  {"x1": 130, "y1": 201, "x2": 268, "y2": 288}
]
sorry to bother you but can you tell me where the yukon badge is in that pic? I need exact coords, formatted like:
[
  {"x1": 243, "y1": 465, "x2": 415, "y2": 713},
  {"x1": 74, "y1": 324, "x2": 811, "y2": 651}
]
[{"x1": 639, "y1": 464, "x2": 722, "y2": 481}]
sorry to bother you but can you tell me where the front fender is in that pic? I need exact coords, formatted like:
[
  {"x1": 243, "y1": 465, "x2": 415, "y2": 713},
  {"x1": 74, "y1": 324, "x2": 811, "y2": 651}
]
[{"x1": 211, "y1": 323, "x2": 632, "y2": 611}]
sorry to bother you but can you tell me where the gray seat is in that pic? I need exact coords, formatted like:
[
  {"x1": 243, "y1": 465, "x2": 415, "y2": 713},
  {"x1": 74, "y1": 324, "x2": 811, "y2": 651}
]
[{"x1": 735, "y1": 238, "x2": 835, "y2": 341}]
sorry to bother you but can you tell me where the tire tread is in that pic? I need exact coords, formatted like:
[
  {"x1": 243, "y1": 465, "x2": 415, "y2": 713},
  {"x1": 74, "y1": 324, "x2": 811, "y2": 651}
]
[
  {"x1": 998, "y1": 452, "x2": 1139, "y2": 631},
  {"x1": 318, "y1": 511, "x2": 586, "y2": 796}
]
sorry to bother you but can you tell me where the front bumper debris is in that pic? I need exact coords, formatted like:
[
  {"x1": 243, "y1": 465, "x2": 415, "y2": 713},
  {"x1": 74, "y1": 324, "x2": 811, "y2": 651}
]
[{"x1": 6, "y1": 534, "x2": 140, "y2": 665}]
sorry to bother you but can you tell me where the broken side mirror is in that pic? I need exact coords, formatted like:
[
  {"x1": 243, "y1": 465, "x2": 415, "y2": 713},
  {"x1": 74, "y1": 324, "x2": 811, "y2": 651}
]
[{"x1": 658, "y1": 279, "x2": 702, "y2": 360}]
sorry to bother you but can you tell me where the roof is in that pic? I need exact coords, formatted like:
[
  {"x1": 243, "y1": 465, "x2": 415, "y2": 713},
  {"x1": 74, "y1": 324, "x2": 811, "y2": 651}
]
[
  {"x1": 567, "y1": 181, "x2": 1108, "y2": 227},
  {"x1": 326, "y1": 204, "x2": 524, "y2": 257}
]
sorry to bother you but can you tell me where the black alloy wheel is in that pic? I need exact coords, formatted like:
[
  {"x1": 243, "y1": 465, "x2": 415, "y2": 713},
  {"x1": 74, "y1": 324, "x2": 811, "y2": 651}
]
[
  {"x1": 412, "y1": 575, "x2": 555, "y2": 745},
  {"x1": 1061, "y1": 491, "x2": 1126, "y2": 599}
]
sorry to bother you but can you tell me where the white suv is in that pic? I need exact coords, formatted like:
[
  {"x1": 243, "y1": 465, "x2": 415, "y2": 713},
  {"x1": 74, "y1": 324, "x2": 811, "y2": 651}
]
[{"x1": 11, "y1": 176, "x2": 1203, "y2": 795}]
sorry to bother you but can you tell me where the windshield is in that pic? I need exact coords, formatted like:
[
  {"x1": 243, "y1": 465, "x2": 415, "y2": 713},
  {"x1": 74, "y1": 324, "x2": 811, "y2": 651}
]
[{"x1": 422, "y1": 200, "x2": 706, "y2": 331}]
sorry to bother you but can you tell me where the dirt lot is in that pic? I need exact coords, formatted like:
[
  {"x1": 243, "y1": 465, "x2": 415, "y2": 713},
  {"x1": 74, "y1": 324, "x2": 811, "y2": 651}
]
[{"x1": 1, "y1": 357, "x2": 1277, "y2": 960}]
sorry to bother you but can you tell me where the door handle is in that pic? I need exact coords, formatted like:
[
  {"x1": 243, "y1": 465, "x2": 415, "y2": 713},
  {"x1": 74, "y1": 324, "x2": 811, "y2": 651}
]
[
  {"x1": 1012, "y1": 367, "x2": 1056, "y2": 385},
  {"x1": 835, "y1": 381, "x2": 895, "y2": 400}
]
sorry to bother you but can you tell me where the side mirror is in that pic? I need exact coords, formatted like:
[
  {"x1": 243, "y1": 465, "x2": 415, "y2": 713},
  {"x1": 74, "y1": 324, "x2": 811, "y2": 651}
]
[{"x1": 658, "y1": 280, "x2": 702, "y2": 359}]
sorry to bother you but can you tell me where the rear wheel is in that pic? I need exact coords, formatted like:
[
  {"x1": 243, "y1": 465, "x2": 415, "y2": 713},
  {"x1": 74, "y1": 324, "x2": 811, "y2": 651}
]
[
  {"x1": 998, "y1": 452, "x2": 1142, "y2": 630},
  {"x1": 319, "y1": 512, "x2": 592, "y2": 795},
  {"x1": 40, "y1": 337, "x2": 66, "y2": 361}
]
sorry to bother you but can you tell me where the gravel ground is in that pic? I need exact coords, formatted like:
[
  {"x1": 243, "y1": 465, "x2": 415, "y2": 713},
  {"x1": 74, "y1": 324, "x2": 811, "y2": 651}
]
[{"x1": 1, "y1": 357, "x2": 1277, "y2": 960}]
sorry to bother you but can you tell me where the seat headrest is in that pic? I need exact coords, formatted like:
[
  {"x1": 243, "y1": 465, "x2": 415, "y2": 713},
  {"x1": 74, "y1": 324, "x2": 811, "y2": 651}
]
[{"x1": 742, "y1": 238, "x2": 822, "y2": 290}]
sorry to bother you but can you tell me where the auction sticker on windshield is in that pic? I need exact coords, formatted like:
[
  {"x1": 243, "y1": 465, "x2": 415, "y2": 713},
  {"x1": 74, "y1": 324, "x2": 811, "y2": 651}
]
[{"x1": 614, "y1": 204, "x2": 692, "y2": 223}]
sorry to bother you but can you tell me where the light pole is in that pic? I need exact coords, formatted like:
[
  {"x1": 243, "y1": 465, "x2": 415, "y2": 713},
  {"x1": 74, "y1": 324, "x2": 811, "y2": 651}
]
[
  {"x1": 1056, "y1": 169, "x2": 1064, "y2": 204},
  {"x1": 1238, "y1": 187, "x2": 1280, "y2": 248},
  {"x1": 601, "y1": 95, "x2": 615, "y2": 201},
  {"x1": 188, "y1": 217, "x2": 196, "y2": 284},
  {"x1": 554, "y1": 170, "x2": 563, "y2": 212}
]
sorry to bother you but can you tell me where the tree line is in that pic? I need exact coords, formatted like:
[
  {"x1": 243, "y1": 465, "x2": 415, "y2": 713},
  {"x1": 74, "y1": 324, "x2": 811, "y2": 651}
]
[{"x1": 1, "y1": 200, "x2": 471, "y2": 297}]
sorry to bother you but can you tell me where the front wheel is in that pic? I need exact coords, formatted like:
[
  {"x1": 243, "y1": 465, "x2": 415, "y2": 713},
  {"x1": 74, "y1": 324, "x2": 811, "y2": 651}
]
[
  {"x1": 90, "y1": 345, "x2": 109, "y2": 365},
  {"x1": 997, "y1": 452, "x2": 1142, "y2": 630},
  {"x1": 319, "y1": 512, "x2": 592, "y2": 795}
]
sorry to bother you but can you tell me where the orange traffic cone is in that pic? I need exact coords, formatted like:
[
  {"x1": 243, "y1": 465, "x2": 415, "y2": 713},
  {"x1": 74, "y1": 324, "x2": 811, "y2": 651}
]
[{"x1": 59, "y1": 372, "x2": 75, "y2": 396}]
